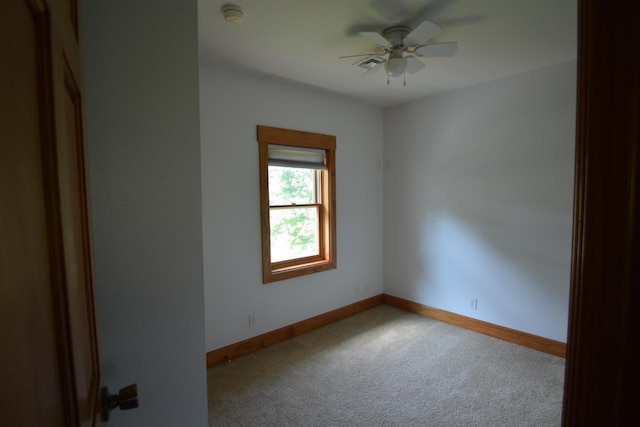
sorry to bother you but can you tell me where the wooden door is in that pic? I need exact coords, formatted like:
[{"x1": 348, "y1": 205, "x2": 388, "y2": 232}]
[
  {"x1": 563, "y1": 0, "x2": 640, "y2": 424},
  {"x1": 1, "y1": 1, "x2": 101, "y2": 426}
]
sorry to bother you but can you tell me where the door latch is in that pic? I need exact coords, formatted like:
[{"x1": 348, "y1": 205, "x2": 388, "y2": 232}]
[{"x1": 101, "y1": 383, "x2": 139, "y2": 421}]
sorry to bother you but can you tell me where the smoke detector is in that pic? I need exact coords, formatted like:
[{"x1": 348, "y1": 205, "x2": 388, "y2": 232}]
[{"x1": 221, "y1": 5, "x2": 245, "y2": 24}]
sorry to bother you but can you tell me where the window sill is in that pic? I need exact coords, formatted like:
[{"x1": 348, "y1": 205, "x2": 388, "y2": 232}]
[{"x1": 264, "y1": 258, "x2": 336, "y2": 283}]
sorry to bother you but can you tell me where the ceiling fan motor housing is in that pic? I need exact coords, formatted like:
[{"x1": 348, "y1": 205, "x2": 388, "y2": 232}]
[{"x1": 381, "y1": 26, "x2": 412, "y2": 47}]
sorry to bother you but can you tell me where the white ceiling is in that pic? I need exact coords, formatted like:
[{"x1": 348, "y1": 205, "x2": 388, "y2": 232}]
[{"x1": 198, "y1": 0, "x2": 577, "y2": 107}]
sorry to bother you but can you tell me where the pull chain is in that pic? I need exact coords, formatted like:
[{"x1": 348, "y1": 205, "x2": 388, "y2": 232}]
[
  {"x1": 403, "y1": 72, "x2": 406, "y2": 86},
  {"x1": 387, "y1": 74, "x2": 390, "y2": 85}
]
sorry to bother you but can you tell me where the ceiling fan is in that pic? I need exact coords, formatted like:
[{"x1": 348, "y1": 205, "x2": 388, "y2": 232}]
[{"x1": 340, "y1": 20, "x2": 458, "y2": 84}]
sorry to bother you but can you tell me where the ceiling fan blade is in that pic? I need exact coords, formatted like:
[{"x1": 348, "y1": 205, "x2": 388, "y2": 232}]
[
  {"x1": 345, "y1": 24, "x2": 385, "y2": 38},
  {"x1": 405, "y1": 56, "x2": 425, "y2": 75},
  {"x1": 338, "y1": 53, "x2": 380, "y2": 59},
  {"x1": 404, "y1": 20, "x2": 441, "y2": 46},
  {"x1": 359, "y1": 31, "x2": 392, "y2": 48},
  {"x1": 406, "y1": 0, "x2": 454, "y2": 29},
  {"x1": 438, "y1": 15, "x2": 484, "y2": 27},
  {"x1": 369, "y1": 0, "x2": 410, "y2": 22},
  {"x1": 414, "y1": 42, "x2": 458, "y2": 57},
  {"x1": 362, "y1": 61, "x2": 385, "y2": 76}
]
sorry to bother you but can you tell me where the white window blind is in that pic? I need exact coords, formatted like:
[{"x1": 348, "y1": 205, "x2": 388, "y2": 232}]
[{"x1": 268, "y1": 144, "x2": 326, "y2": 170}]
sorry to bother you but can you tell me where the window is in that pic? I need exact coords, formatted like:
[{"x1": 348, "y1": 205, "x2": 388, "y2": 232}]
[{"x1": 257, "y1": 125, "x2": 336, "y2": 283}]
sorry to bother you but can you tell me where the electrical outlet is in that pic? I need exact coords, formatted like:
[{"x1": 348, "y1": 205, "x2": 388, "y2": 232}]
[
  {"x1": 248, "y1": 314, "x2": 256, "y2": 328},
  {"x1": 469, "y1": 298, "x2": 478, "y2": 310}
]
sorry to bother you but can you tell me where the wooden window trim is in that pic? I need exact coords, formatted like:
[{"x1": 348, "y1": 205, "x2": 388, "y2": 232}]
[{"x1": 258, "y1": 125, "x2": 337, "y2": 283}]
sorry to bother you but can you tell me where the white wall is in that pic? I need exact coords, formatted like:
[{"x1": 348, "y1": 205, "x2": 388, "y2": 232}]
[
  {"x1": 83, "y1": 1, "x2": 207, "y2": 426},
  {"x1": 200, "y1": 63, "x2": 385, "y2": 351},
  {"x1": 383, "y1": 61, "x2": 576, "y2": 342}
]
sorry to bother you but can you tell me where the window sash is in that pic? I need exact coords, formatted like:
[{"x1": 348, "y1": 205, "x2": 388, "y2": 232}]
[
  {"x1": 268, "y1": 167, "x2": 319, "y2": 207},
  {"x1": 269, "y1": 205, "x2": 321, "y2": 263}
]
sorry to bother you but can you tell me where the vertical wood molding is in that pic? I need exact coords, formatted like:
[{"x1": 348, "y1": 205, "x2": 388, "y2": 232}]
[{"x1": 563, "y1": 0, "x2": 640, "y2": 424}]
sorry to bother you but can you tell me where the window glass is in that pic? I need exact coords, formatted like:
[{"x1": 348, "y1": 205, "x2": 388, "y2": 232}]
[
  {"x1": 268, "y1": 166, "x2": 315, "y2": 206},
  {"x1": 269, "y1": 207, "x2": 319, "y2": 262}
]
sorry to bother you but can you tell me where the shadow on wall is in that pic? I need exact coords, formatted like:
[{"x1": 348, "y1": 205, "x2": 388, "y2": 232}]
[
  {"x1": 419, "y1": 213, "x2": 569, "y2": 326},
  {"x1": 396, "y1": 91, "x2": 574, "y2": 337}
]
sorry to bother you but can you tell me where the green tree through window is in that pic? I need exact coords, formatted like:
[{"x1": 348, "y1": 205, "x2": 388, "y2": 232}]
[{"x1": 268, "y1": 166, "x2": 319, "y2": 262}]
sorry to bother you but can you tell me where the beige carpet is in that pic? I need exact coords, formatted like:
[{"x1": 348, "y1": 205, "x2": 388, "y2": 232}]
[{"x1": 207, "y1": 305, "x2": 565, "y2": 426}]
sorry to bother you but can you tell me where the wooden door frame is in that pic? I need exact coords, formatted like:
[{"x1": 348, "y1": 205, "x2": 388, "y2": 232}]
[{"x1": 563, "y1": 0, "x2": 639, "y2": 424}]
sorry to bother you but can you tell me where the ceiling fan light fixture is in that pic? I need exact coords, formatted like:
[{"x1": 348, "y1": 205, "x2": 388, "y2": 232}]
[
  {"x1": 385, "y1": 57, "x2": 407, "y2": 77},
  {"x1": 221, "y1": 4, "x2": 245, "y2": 24}
]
